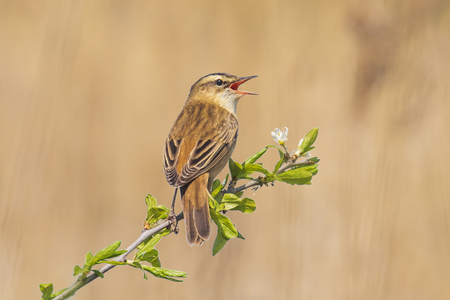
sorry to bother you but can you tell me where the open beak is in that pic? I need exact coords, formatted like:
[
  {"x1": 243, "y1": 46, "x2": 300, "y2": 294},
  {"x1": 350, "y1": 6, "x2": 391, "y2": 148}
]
[{"x1": 229, "y1": 75, "x2": 258, "y2": 95}]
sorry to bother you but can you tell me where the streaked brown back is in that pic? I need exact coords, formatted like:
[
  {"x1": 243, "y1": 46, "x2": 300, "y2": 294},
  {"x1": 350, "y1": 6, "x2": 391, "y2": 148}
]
[{"x1": 163, "y1": 100, "x2": 238, "y2": 187}]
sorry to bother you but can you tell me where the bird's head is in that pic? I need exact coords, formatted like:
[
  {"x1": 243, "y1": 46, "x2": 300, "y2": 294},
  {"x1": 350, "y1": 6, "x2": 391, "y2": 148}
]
[{"x1": 188, "y1": 73, "x2": 258, "y2": 114}]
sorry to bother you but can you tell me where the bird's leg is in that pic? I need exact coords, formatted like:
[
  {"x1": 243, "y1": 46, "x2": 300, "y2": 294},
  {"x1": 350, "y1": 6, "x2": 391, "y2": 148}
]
[{"x1": 168, "y1": 188, "x2": 179, "y2": 234}]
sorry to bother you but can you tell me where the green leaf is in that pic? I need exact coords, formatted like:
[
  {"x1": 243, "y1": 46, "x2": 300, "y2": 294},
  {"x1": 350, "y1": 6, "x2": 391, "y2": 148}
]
[
  {"x1": 145, "y1": 194, "x2": 157, "y2": 210},
  {"x1": 158, "y1": 268, "x2": 187, "y2": 278},
  {"x1": 152, "y1": 256, "x2": 161, "y2": 268},
  {"x1": 234, "y1": 191, "x2": 244, "y2": 198},
  {"x1": 73, "y1": 253, "x2": 95, "y2": 277},
  {"x1": 213, "y1": 191, "x2": 225, "y2": 203},
  {"x1": 39, "y1": 284, "x2": 68, "y2": 300},
  {"x1": 243, "y1": 147, "x2": 268, "y2": 165},
  {"x1": 222, "y1": 174, "x2": 229, "y2": 187},
  {"x1": 276, "y1": 164, "x2": 318, "y2": 185},
  {"x1": 211, "y1": 179, "x2": 221, "y2": 192},
  {"x1": 208, "y1": 194, "x2": 222, "y2": 212},
  {"x1": 84, "y1": 251, "x2": 94, "y2": 267},
  {"x1": 232, "y1": 197, "x2": 256, "y2": 214},
  {"x1": 137, "y1": 249, "x2": 160, "y2": 266},
  {"x1": 73, "y1": 265, "x2": 89, "y2": 276},
  {"x1": 241, "y1": 163, "x2": 277, "y2": 182},
  {"x1": 97, "y1": 260, "x2": 128, "y2": 266},
  {"x1": 211, "y1": 181, "x2": 224, "y2": 198},
  {"x1": 136, "y1": 237, "x2": 160, "y2": 258},
  {"x1": 92, "y1": 270, "x2": 104, "y2": 278},
  {"x1": 146, "y1": 206, "x2": 169, "y2": 224},
  {"x1": 130, "y1": 260, "x2": 143, "y2": 269},
  {"x1": 141, "y1": 265, "x2": 187, "y2": 282},
  {"x1": 229, "y1": 158, "x2": 243, "y2": 178},
  {"x1": 212, "y1": 229, "x2": 229, "y2": 256},
  {"x1": 52, "y1": 288, "x2": 68, "y2": 298},
  {"x1": 273, "y1": 156, "x2": 288, "y2": 173},
  {"x1": 300, "y1": 128, "x2": 319, "y2": 153},
  {"x1": 74, "y1": 242, "x2": 126, "y2": 276},
  {"x1": 231, "y1": 162, "x2": 277, "y2": 182},
  {"x1": 230, "y1": 159, "x2": 274, "y2": 181},
  {"x1": 145, "y1": 195, "x2": 170, "y2": 227},
  {"x1": 242, "y1": 163, "x2": 271, "y2": 176},
  {"x1": 124, "y1": 260, "x2": 148, "y2": 279},
  {"x1": 221, "y1": 201, "x2": 239, "y2": 210},
  {"x1": 308, "y1": 157, "x2": 320, "y2": 164},
  {"x1": 108, "y1": 250, "x2": 128, "y2": 259},
  {"x1": 220, "y1": 193, "x2": 241, "y2": 210},
  {"x1": 91, "y1": 241, "x2": 122, "y2": 264},
  {"x1": 135, "y1": 230, "x2": 168, "y2": 258},
  {"x1": 210, "y1": 211, "x2": 238, "y2": 239},
  {"x1": 40, "y1": 283, "x2": 53, "y2": 300},
  {"x1": 220, "y1": 194, "x2": 256, "y2": 213},
  {"x1": 212, "y1": 227, "x2": 246, "y2": 256}
]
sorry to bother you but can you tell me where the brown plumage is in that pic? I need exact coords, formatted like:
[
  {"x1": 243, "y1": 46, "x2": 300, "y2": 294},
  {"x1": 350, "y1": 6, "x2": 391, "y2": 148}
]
[{"x1": 163, "y1": 73, "x2": 257, "y2": 246}]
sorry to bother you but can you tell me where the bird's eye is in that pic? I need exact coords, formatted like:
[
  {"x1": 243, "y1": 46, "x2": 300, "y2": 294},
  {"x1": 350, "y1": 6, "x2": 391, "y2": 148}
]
[{"x1": 215, "y1": 79, "x2": 224, "y2": 86}]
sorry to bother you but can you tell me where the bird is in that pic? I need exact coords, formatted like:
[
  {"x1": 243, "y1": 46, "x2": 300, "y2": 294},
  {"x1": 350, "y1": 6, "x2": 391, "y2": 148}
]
[{"x1": 163, "y1": 73, "x2": 257, "y2": 246}]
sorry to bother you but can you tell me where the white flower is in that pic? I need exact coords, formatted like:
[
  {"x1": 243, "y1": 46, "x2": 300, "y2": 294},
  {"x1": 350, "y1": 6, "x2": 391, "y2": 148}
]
[{"x1": 271, "y1": 127, "x2": 288, "y2": 145}]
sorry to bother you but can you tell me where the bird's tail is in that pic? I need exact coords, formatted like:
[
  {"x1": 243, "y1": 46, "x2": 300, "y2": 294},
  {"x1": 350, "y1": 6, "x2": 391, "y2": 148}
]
[{"x1": 180, "y1": 173, "x2": 211, "y2": 246}]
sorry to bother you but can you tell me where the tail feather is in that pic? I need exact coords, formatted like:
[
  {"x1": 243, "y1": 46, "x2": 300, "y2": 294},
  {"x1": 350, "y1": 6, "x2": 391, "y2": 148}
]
[{"x1": 180, "y1": 173, "x2": 211, "y2": 246}]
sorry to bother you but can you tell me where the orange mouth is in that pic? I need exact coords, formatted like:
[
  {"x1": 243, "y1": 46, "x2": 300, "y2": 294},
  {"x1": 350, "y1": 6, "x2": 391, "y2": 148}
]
[{"x1": 230, "y1": 75, "x2": 258, "y2": 95}]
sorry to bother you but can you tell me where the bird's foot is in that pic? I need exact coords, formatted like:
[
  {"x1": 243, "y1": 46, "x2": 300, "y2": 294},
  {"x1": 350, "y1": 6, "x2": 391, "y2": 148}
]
[{"x1": 168, "y1": 210, "x2": 179, "y2": 234}]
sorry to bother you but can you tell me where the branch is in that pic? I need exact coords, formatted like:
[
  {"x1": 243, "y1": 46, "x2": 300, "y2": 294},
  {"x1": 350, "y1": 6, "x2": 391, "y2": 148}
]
[
  {"x1": 225, "y1": 158, "x2": 314, "y2": 194},
  {"x1": 226, "y1": 180, "x2": 261, "y2": 194},
  {"x1": 51, "y1": 175, "x2": 266, "y2": 300},
  {"x1": 44, "y1": 128, "x2": 320, "y2": 300},
  {"x1": 53, "y1": 213, "x2": 184, "y2": 300},
  {"x1": 276, "y1": 158, "x2": 313, "y2": 174}
]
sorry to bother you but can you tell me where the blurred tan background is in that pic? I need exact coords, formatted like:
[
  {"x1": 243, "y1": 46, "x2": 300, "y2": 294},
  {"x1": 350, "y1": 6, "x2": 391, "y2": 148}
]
[{"x1": 1, "y1": 0, "x2": 450, "y2": 299}]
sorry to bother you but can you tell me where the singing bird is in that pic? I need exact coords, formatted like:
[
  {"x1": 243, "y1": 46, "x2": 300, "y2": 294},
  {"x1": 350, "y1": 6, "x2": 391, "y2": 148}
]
[{"x1": 163, "y1": 73, "x2": 257, "y2": 246}]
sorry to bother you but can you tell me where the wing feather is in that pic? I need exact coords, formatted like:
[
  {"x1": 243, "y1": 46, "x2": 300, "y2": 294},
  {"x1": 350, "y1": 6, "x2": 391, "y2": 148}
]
[{"x1": 163, "y1": 101, "x2": 238, "y2": 187}]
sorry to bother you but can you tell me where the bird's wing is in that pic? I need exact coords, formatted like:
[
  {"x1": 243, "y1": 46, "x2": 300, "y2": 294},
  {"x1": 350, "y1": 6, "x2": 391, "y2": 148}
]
[
  {"x1": 164, "y1": 137, "x2": 182, "y2": 186},
  {"x1": 163, "y1": 102, "x2": 238, "y2": 187}
]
